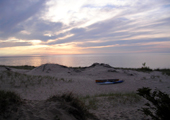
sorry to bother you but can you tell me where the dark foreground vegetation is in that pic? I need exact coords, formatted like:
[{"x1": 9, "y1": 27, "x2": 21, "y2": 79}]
[
  {"x1": 137, "y1": 87, "x2": 170, "y2": 120},
  {"x1": 47, "y1": 92, "x2": 98, "y2": 120},
  {"x1": 0, "y1": 87, "x2": 170, "y2": 120},
  {"x1": 0, "y1": 90, "x2": 22, "y2": 118},
  {"x1": 0, "y1": 90, "x2": 98, "y2": 120}
]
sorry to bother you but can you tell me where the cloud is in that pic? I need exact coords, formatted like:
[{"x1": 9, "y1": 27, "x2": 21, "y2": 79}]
[
  {"x1": 49, "y1": 12, "x2": 170, "y2": 45},
  {"x1": 15, "y1": 18, "x2": 63, "y2": 41},
  {"x1": 0, "y1": 41, "x2": 32, "y2": 48},
  {"x1": 0, "y1": 0, "x2": 47, "y2": 39},
  {"x1": 0, "y1": 0, "x2": 170, "y2": 54},
  {"x1": 77, "y1": 38, "x2": 169, "y2": 48}
]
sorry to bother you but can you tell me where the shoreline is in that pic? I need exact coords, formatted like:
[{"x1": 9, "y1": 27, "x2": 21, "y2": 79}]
[{"x1": 1, "y1": 53, "x2": 170, "y2": 69}]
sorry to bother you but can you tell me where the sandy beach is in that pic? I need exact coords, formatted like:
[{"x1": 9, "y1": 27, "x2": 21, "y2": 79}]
[{"x1": 0, "y1": 63, "x2": 170, "y2": 120}]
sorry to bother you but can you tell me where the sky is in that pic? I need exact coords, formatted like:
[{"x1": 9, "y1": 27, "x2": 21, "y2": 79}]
[{"x1": 0, "y1": 0, "x2": 170, "y2": 56}]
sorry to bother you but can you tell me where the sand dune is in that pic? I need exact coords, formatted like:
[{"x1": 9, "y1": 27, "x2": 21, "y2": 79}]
[{"x1": 0, "y1": 63, "x2": 170, "y2": 120}]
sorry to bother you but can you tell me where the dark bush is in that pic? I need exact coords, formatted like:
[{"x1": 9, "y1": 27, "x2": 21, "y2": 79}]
[
  {"x1": 0, "y1": 90, "x2": 22, "y2": 115},
  {"x1": 137, "y1": 87, "x2": 170, "y2": 120}
]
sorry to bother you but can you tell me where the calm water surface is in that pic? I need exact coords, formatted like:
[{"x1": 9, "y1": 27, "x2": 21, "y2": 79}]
[{"x1": 0, "y1": 53, "x2": 170, "y2": 69}]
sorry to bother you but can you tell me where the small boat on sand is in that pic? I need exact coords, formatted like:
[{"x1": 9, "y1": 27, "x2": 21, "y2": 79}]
[{"x1": 96, "y1": 79, "x2": 124, "y2": 85}]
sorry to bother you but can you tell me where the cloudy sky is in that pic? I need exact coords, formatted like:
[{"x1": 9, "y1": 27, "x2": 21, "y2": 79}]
[{"x1": 0, "y1": 0, "x2": 170, "y2": 56}]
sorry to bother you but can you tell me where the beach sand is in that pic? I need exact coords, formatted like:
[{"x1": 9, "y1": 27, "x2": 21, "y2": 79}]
[{"x1": 0, "y1": 63, "x2": 170, "y2": 120}]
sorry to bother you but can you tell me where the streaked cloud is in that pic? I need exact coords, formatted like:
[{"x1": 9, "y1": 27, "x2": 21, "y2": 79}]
[{"x1": 0, "y1": 0, "x2": 170, "y2": 55}]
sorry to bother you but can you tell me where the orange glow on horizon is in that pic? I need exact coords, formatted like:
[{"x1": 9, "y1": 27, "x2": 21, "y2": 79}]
[{"x1": 0, "y1": 43, "x2": 85, "y2": 56}]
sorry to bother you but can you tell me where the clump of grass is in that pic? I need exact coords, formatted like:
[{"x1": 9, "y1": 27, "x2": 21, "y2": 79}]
[
  {"x1": 47, "y1": 92, "x2": 98, "y2": 120},
  {"x1": 0, "y1": 90, "x2": 22, "y2": 117}
]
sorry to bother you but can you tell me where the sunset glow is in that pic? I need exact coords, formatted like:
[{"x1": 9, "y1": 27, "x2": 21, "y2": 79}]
[{"x1": 0, "y1": 0, "x2": 170, "y2": 56}]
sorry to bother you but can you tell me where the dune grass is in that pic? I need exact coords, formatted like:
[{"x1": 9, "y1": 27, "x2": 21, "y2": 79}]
[
  {"x1": 9, "y1": 65, "x2": 36, "y2": 70},
  {"x1": 0, "y1": 65, "x2": 36, "y2": 70},
  {"x1": 0, "y1": 90, "x2": 22, "y2": 118},
  {"x1": 80, "y1": 92, "x2": 142, "y2": 110},
  {"x1": 114, "y1": 62, "x2": 170, "y2": 75},
  {"x1": 0, "y1": 71, "x2": 55, "y2": 88},
  {"x1": 0, "y1": 91, "x2": 97, "y2": 120},
  {"x1": 47, "y1": 92, "x2": 98, "y2": 120},
  {"x1": 0, "y1": 71, "x2": 73, "y2": 88}
]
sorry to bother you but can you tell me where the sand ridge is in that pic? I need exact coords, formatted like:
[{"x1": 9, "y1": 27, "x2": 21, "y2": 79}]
[{"x1": 0, "y1": 63, "x2": 170, "y2": 120}]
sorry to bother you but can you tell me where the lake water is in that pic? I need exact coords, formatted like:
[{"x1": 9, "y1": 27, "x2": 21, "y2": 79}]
[{"x1": 0, "y1": 53, "x2": 170, "y2": 69}]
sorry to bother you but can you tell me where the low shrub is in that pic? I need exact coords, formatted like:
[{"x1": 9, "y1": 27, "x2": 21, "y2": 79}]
[
  {"x1": 137, "y1": 63, "x2": 152, "y2": 72},
  {"x1": 137, "y1": 87, "x2": 170, "y2": 120},
  {"x1": 0, "y1": 90, "x2": 22, "y2": 117}
]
